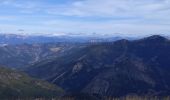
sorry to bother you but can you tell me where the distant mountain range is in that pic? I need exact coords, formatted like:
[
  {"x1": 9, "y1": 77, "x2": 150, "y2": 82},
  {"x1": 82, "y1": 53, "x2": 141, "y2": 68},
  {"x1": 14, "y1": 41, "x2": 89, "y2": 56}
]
[
  {"x1": 25, "y1": 35, "x2": 170, "y2": 97},
  {"x1": 0, "y1": 33, "x2": 137, "y2": 44}
]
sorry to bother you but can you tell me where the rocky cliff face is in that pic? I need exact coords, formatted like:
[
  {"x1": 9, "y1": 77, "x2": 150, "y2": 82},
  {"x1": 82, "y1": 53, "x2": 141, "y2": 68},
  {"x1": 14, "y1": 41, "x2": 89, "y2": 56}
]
[{"x1": 26, "y1": 35, "x2": 170, "y2": 97}]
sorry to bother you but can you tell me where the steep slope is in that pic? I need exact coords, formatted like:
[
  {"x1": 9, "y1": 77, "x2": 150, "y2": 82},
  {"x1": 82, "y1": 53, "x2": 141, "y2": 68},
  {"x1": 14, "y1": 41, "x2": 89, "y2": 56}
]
[
  {"x1": 0, "y1": 66, "x2": 64, "y2": 99},
  {"x1": 25, "y1": 35, "x2": 170, "y2": 97}
]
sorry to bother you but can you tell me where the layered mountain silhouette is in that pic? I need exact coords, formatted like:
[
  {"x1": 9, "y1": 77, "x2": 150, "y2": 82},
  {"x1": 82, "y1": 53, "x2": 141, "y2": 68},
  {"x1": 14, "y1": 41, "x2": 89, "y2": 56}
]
[
  {"x1": 26, "y1": 35, "x2": 170, "y2": 97},
  {"x1": 0, "y1": 66, "x2": 63, "y2": 99},
  {"x1": 0, "y1": 34, "x2": 123, "y2": 44}
]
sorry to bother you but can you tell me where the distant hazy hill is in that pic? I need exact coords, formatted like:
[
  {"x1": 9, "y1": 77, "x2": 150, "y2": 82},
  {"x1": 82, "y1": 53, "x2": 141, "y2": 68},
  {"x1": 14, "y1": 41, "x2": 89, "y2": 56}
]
[
  {"x1": 0, "y1": 66, "x2": 63, "y2": 99},
  {"x1": 26, "y1": 35, "x2": 170, "y2": 97},
  {"x1": 0, "y1": 43, "x2": 77, "y2": 69}
]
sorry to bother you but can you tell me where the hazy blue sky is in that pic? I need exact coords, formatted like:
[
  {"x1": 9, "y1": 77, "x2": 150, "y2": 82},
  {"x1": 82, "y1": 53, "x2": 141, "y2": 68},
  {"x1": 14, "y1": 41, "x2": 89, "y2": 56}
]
[{"x1": 0, "y1": 0, "x2": 170, "y2": 35}]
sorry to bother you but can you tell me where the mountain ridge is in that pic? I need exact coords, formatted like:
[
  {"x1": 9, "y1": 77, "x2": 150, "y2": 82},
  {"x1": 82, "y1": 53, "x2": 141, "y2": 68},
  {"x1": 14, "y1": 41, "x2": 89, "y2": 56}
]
[{"x1": 25, "y1": 35, "x2": 170, "y2": 97}]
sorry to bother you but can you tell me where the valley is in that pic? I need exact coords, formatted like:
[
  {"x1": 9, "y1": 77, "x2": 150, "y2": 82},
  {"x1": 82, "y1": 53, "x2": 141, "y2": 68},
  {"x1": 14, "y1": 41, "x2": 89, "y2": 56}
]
[{"x1": 0, "y1": 43, "x2": 78, "y2": 69}]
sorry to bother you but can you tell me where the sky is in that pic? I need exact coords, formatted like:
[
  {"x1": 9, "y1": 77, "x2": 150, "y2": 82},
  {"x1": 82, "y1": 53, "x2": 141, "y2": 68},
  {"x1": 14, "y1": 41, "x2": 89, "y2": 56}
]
[{"x1": 0, "y1": 0, "x2": 170, "y2": 36}]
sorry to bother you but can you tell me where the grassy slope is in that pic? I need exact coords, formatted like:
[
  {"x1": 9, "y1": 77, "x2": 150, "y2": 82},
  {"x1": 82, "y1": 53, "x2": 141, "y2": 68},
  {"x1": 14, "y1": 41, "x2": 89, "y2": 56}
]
[{"x1": 0, "y1": 66, "x2": 64, "y2": 99}]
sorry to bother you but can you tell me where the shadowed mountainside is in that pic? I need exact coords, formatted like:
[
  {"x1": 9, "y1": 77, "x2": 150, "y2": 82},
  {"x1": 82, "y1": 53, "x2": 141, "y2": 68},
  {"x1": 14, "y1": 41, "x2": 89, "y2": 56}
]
[{"x1": 25, "y1": 35, "x2": 170, "y2": 97}]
